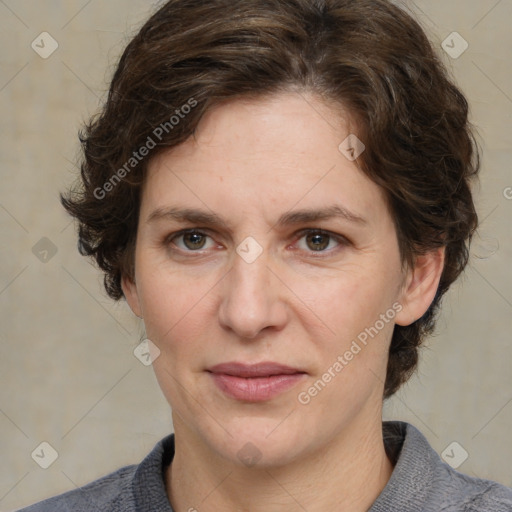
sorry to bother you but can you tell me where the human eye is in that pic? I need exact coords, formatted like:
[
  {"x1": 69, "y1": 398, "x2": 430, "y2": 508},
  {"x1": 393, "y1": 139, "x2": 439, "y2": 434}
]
[
  {"x1": 165, "y1": 229, "x2": 218, "y2": 253},
  {"x1": 293, "y1": 229, "x2": 350, "y2": 255}
]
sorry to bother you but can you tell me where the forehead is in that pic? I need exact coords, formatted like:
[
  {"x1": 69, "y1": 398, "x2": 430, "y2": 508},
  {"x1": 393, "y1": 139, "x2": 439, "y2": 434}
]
[
  {"x1": 163, "y1": 92, "x2": 352, "y2": 161},
  {"x1": 141, "y1": 92, "x2": 389, "y2": 228}
]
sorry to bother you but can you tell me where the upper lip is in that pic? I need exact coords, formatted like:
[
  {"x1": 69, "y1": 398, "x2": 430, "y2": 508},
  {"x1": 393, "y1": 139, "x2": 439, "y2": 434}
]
[{"x1": 207, "y1": 362, "x2": 306, "y2": 378}]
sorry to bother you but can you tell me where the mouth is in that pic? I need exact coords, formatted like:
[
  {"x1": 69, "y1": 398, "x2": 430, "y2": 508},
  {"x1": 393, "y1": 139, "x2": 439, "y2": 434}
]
[
  {"x1": 207, "y1": 361, "x2": 307, "y2": 401},
  {"x1": 207, "y1": 361, "x2": 306, "y2": 378}
]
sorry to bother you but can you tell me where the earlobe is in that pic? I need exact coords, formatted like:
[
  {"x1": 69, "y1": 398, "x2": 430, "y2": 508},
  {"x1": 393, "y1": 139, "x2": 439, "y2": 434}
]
[
  {"x1": 395, "y1": 247, "x2": 445, "y2": 327},
  {"x1": 121, "y1": 274, "x2": 143, "y2": 319}
]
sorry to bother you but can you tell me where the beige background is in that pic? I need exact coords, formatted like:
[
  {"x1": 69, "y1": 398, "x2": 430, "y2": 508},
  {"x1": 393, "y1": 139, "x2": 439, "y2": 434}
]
[{"x1": 0, "y1": 0, "x2": 511, "y2": 510}]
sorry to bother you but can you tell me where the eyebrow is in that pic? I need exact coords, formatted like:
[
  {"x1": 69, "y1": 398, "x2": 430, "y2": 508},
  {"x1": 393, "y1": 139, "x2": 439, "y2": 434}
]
[{"x1": 146, "y1": 205, "x2": 367, "y2": 229}]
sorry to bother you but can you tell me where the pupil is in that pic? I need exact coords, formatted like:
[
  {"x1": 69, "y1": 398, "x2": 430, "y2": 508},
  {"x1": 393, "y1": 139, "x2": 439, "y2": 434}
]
[
  {"x1": 185, "y1": 233, "x2": 205, "y2": 249},
  {"x1": 308, "y1": 233, "x2": 328, "y2": 251}
]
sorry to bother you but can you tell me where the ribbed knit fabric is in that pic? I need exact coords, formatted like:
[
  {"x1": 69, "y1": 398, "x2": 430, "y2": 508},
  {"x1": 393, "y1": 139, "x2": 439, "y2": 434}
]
[{"x1": 17, "y1": 421, "x2": 512, "y2": 512}]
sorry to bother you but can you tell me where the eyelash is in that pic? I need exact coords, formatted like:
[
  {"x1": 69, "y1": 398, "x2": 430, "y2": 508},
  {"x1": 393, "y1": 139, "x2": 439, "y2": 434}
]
[{"x1": 164, "y1": 228, "x2": 350, "y2": 257}]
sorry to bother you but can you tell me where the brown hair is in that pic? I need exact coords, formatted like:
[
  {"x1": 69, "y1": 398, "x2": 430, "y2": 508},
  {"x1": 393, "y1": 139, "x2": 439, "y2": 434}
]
[{"x1": 62, "y1": 0, "x2": 479, "y2": 398}]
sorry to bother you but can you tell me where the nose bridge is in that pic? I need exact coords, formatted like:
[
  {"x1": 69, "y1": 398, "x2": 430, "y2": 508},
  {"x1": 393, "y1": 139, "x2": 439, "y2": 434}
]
[
  {"x1": 218, "y1": 245, "x2": 285, "y2": 338},
  {"x1": 236, "y1": 244, "x2": 272, "y2": 290}
]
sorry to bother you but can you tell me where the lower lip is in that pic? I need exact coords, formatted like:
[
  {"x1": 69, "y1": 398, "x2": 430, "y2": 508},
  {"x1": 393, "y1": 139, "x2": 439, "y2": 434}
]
[{"x1": 209, "y1": 372, "x2": 307, "y2": 402}]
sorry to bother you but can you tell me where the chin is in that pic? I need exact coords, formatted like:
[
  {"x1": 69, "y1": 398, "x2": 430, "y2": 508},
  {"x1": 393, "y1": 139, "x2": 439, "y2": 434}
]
[{"x1": 204, "y1": 419, "x2": 307, "y2": 469}]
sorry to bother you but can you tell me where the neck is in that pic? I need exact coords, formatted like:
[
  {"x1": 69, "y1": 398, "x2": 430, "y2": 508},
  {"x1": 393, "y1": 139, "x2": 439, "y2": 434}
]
[{"x1": 166, "y1": 413, "x2": 394, "y2": 512}]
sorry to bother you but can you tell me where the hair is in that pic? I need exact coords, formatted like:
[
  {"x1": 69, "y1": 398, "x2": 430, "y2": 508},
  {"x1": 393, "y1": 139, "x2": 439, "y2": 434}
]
[{"x1": 61, "y1": 0, "x2": 479, "y2": 399}]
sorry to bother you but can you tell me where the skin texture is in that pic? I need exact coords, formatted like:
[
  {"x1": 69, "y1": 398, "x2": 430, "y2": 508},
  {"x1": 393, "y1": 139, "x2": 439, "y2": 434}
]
[{"x1": 122, "y1": 92, "x2": 444, "y2": 512}]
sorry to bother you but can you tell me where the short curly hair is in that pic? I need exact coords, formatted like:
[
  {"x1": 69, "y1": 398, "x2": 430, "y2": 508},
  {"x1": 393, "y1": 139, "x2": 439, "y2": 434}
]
[{"x1": 61, "y1": 0, "x2": 479, "y2": 399}]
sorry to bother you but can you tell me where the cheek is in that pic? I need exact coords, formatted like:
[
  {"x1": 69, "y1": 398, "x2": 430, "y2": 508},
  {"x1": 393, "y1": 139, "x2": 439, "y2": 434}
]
[
  {"x1": 295, "y1": 267, "x2": 395, "y2": 337},
  {"x1": 296, "y1": 273, "x2": 397, "y2": 400},
  {"x1": 136, "y1": 260, "x2": 217, "y2": 347}
]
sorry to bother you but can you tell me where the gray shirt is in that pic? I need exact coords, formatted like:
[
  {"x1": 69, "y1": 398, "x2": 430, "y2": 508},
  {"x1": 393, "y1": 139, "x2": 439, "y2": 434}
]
[{"x1": 17, "y1": 421, "x2": 512, "y2": 511}]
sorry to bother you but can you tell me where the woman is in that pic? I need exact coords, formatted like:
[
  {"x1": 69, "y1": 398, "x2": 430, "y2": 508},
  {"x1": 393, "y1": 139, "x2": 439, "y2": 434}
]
[{"x1": 19, "y1": 0, "x2": 512, "y2": 510}]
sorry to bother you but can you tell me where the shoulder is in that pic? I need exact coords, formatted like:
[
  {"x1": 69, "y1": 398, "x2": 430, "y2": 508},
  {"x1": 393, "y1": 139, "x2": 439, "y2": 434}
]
[
  {"x1": 429, "y1": 460, "x2": 512, "y2": 512},
  {"x1": 373, "y1": 422, "x2": 512, "y2": 512},
  {"x1": 15, "y1": 464, "x2": 138, "y2": 512},
  {"x1": 405, "y1": 422, "x2": 512, "y2": 512},
  {"x1": 16, "y1": 434, "x2": 175, "y2": 512}
]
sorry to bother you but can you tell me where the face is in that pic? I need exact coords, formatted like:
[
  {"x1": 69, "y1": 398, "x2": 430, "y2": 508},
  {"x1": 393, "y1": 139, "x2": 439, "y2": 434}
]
[{"x1": 123, "y1": 92, "x2": 442, "y2": 468}]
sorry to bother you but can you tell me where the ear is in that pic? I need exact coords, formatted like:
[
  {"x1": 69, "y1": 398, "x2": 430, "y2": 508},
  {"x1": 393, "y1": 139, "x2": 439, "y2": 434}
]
[
  {"x1": 121, "y1": 273, "x2": 143, "y2": 319},
  {"x1": 395, "y1": 247, "x2": 445, "y2": 327}
]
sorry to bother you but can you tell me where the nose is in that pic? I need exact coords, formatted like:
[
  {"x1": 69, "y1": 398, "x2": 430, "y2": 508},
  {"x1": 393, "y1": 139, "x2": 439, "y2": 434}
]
[{"x1": 218, "y1": 247, "x2": 289, "y2": 340}]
